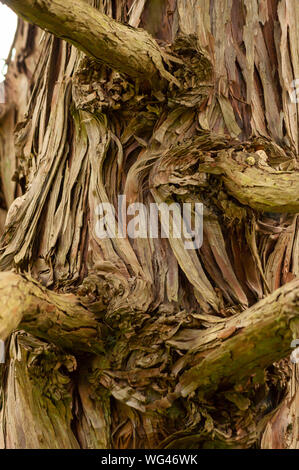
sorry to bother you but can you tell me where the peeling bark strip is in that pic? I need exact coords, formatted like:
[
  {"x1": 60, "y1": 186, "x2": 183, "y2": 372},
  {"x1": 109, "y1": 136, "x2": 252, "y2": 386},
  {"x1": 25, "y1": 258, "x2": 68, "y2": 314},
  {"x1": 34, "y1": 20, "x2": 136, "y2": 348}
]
[
  {"x1": 0, "y1": 272, "x2": 103, "y2": 353},
  {"x1": 1, "y1": 0, "x2": 178, "y2": 88},
  {"x1": 1, "y1": 0, "x2": 299, "y2": 449},
  {"x1": 177, "y1": 278, "x2": 299, "y2": 397},
  {"x1": 0, "y1": 332, "x2": 79, "y2": 449}
]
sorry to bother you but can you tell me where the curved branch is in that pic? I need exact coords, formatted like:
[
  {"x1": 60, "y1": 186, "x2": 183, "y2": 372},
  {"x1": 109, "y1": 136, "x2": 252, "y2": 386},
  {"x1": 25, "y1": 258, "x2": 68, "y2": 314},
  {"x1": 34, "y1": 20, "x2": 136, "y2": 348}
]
[
  {"x1": 0, "y1": 271, "x2": 104, "y2": 354},
  {"x1": 151, "y1": 135, "x2": 299, "y2": 213},
  {"x1": 1, "y1": 270, "x2": 299, "y2": 398},
  {"x1": 174, "y1": 279, "x2": 299, "y2": 397},
  {"x1": 2, "y1": 0, "x2": 179, "y2": 89},
  {"x1": 199, "y1": 151, "x2": 299, "y2": 213}
]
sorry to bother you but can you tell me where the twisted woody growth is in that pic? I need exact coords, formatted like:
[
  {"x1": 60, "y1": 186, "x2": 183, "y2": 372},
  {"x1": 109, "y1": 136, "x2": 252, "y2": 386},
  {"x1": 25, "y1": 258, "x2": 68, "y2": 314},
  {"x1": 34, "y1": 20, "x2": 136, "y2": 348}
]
[{"x1": 0, "y1": 0, "x2": 298, "y2": 449}]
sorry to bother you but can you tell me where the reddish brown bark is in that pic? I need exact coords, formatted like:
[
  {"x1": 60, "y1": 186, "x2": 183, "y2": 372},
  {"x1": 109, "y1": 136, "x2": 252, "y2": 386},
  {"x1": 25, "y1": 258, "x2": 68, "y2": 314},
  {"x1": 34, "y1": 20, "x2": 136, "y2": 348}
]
[{"x1": 0, "y1": 0, "x2": 298, "y2": 449}]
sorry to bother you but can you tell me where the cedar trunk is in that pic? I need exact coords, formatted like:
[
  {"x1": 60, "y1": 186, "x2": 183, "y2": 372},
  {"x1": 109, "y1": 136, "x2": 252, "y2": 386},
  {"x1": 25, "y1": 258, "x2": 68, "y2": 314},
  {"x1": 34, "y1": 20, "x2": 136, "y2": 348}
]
[{"x1": 0, "y1": 0, "x2": 299, "y2": 449}]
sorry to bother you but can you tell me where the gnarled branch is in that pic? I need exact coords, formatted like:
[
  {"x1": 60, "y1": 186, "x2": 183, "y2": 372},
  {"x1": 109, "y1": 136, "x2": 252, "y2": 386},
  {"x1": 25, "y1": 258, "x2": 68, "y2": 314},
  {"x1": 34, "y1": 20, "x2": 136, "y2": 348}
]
[
  {"x1": 199, "y1": 151, "x2": 299, "y2": 213},
  {"x1": 151, "y1": 134, "x2": 299, "y2": 213},
  {"x1": 173, "y1": 278, "x2": 299, "y2": 397},
  {"x1": 0, "y1": 271, "x2": 104, "y2": 354},
  {"x1": 1, "y1": 271, "x2": 299, "y2": 399},
  {"x1": 1, "y1": 0, "x2": 179, "y2": 89}
]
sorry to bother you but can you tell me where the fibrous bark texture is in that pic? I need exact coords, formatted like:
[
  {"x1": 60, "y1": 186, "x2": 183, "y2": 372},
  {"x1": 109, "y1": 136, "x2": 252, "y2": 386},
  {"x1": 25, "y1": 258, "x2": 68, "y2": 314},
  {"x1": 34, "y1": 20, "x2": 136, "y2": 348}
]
[
  {"x1": 0, "y1": 0, "x2": 298, "y2": 449},
  {"x1": 2, "y1": 0, "x2": 180, "y2": 89}
]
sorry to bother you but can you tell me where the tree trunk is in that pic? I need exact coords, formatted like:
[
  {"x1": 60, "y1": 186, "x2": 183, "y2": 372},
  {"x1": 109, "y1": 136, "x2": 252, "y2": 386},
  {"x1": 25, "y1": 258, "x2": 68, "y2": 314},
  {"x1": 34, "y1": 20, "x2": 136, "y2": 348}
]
[{"x1": 0, "y1": 0, "x2": 298, "y2": 449}]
